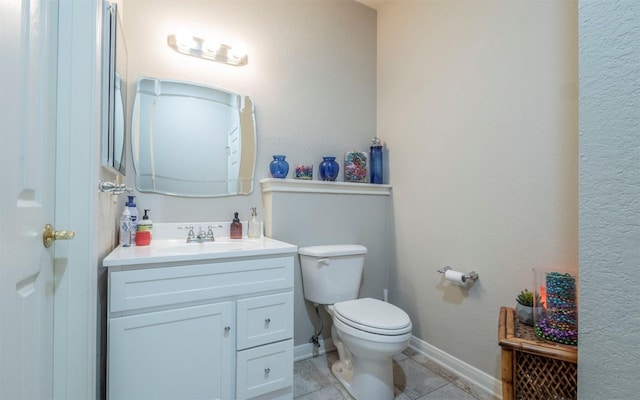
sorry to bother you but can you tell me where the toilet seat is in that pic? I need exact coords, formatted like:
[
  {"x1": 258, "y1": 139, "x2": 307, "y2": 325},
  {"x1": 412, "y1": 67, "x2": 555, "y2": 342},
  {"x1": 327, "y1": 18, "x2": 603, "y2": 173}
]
[{"x1": 334, "y1": 298, "x2": 412, "y2": 336}]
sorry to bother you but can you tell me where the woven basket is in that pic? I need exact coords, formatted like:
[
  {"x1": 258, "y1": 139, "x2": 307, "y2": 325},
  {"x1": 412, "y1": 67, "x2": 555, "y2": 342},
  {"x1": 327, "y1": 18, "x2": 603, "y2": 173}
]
[{"x1": 498, "y1": 307, "x2": 577, "y2": 400}]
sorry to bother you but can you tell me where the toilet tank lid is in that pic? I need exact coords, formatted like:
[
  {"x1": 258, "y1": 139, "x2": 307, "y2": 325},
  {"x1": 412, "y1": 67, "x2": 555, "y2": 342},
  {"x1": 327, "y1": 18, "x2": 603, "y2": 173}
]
[{"x1": 298, "y1": 244, "x2": 367, "y2": 257}]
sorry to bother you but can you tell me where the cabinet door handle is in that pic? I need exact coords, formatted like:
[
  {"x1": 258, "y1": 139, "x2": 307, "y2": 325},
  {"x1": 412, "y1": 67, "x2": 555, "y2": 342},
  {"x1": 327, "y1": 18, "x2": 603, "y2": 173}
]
[{"x1": 224, "y1": 326, "x2": 231, "y2": 333}]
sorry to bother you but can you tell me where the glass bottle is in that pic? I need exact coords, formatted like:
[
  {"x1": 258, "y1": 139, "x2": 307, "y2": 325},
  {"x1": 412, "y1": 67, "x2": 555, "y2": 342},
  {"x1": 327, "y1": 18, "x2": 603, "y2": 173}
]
[
  {"x1": 119, "y1": 206, "x2": 132, "y2": 247},
  {"x1": 344, "y1": 151, "x2": 368, "y2": 182},
  {"x1": 370, "y1": 138, "x2": 383, "y2": 184},
  {"x1": 230, "y1": 212, "x2": 243, "y2": 239},
  {"x1": 248, "y1": 207, "x2": 261, "y2": 239}
]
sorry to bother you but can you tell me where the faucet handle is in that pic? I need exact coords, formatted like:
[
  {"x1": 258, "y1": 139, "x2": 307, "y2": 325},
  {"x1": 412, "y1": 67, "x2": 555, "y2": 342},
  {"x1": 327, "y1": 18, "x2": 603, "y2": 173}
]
[
  {"x1": 207, "y1": 225, "x2": 222, "y2": 240},
  {"x1": 178, "y1": 225, "x2": 195, "y2": 239}
]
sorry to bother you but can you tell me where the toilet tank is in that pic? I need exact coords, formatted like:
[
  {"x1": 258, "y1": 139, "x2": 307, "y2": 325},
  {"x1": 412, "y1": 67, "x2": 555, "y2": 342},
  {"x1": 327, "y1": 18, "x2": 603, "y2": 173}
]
[{"x1": 298, "y1": 244, "x2": 367, "y2": 305}]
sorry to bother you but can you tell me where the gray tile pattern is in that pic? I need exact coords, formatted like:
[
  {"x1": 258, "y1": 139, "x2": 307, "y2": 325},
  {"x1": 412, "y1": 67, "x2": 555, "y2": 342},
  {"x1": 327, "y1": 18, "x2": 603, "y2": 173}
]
[{"x1": 294, "y1": 350, "x2": 482, "y2": 400}]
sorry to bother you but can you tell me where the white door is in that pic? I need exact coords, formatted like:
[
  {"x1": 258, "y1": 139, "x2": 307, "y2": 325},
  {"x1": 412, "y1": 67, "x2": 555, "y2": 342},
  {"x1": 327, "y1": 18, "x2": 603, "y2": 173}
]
[{"x1": 0, "y1": 0, "x2": 61, "y2": 398}]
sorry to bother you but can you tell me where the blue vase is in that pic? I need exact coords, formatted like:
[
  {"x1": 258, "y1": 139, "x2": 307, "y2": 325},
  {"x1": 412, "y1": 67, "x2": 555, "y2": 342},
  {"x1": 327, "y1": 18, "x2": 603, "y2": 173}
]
[
  {"x1": 319, "y1": 156, "x2": 339, "y2": 181},
  {"x1": 270, "y1": 155, "x2": 289, "y2": 178}
]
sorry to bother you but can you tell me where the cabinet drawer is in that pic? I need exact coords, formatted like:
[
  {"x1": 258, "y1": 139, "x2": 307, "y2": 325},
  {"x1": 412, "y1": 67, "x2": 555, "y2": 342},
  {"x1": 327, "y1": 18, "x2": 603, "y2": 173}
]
[
  {"x1": 109, "y1": 256, "x2": 293, "y2": 313},
  {"x1": 236, "y1": 339, "x2": 293, "y2": 400},
  {"x1": 237, "y1": 292, "x2": 293, "y2": 350}
]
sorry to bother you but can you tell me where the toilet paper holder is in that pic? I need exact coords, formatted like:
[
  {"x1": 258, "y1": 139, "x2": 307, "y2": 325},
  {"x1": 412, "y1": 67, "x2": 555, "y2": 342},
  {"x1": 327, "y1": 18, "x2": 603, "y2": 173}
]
[{"x1": 437, "y1": 266, "x2": 478, "y2": 283}]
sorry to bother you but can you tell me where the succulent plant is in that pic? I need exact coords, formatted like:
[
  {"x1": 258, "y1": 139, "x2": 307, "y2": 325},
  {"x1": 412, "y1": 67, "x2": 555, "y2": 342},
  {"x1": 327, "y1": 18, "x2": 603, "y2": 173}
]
[{"x1": 516, "y1": 289, "x2": 541, "y2": 307}]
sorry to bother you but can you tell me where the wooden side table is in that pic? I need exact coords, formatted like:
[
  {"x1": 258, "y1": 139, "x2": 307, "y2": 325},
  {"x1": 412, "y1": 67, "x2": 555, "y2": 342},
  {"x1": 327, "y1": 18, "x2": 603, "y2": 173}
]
[{"x1": 498, "y1": 307, "x2": 577, "y2": 400}]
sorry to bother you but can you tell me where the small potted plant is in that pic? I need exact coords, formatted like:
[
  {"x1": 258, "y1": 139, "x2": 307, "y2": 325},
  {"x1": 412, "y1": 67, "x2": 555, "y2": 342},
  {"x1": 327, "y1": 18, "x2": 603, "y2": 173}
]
[{"x1": 515, "y1": 289, "x2": 543, "y2": 326}]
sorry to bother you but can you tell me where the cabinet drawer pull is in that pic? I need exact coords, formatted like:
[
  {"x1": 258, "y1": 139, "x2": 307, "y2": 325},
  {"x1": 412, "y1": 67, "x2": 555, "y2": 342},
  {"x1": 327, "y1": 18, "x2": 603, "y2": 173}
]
[
  {"x1": 264, "y1": 367, "x2": 270, "y2": 377},
  {"x1": 264, "y1": 318, "x2": 271, "y2": 326}
]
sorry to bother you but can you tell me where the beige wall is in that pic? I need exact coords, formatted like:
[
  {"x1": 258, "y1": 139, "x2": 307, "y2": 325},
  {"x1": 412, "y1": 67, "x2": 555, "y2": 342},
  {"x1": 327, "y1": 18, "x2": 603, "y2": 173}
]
[
  {"x1": 105, "y1": 0, "x2": 581, "y2": 387},
  {"x1": 121, "y1": 0, "x2": 376, "y2": 223},
  {"x1": 115, "y1": 0, "x2": 377, "y2": 361},
  {"x1": 264, "y1": 189, "x2": 393, "y2": 348},
  {"x1": 377, "y1": 1, "x2": 578, "y2": 377}
]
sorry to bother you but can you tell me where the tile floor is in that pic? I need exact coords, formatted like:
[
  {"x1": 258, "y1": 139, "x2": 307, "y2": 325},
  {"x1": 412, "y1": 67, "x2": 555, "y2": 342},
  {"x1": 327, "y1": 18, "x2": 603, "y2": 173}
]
[{"x1": 294, "y1": 348, "x2": 483, "y2": 400}]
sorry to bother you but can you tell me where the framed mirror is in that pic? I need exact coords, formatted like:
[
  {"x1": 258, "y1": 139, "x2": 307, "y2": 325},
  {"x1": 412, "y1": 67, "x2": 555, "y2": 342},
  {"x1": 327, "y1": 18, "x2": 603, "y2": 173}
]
[
  {"x1": 101, "y1": 1, "x2": 127, "y2": 174},
  {"x1": 131, "y1": 77, "x2": 256, "y2": 197}
]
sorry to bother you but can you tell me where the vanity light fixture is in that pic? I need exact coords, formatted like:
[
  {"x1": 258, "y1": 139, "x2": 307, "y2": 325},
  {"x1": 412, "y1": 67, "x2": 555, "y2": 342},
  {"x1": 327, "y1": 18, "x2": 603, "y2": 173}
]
[{"x1": 167, "y1": 34, "x2": 248, "y2": 66}]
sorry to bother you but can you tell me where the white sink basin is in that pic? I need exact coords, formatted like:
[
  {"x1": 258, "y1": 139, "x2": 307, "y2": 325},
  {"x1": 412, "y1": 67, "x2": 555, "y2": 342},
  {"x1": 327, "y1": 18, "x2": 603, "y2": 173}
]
[
  {"x1": 155, "y1": 239, "x2": 262, "y2": 254},
  {"x1": 102, "y1": 236, "x2": 297, "y2": 267}
]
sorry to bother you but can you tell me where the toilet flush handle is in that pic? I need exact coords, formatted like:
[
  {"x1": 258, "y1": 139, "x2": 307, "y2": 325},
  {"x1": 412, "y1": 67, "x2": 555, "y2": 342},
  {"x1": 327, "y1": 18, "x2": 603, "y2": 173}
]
[{"x1": 318, "y1": 258, "x2": 330, "y2": 266}]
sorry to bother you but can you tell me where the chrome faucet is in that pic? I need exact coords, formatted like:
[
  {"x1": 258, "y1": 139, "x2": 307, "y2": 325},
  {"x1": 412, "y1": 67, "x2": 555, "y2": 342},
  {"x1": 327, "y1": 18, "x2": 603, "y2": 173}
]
[
  {"x1": 207, "y1": 226, "x2": 217, "y2": 240},
  {"x1": 179, "y1": 226, "x2": 196, "y2": 242},
  {"x1": 180, "y1": 225, "x2": 222, "y2": 243}
]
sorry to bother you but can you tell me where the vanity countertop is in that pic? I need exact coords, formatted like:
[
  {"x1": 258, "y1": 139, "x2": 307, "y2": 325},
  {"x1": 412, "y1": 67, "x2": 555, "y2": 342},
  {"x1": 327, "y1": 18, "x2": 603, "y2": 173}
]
[{"x1": 102, "y1": 236, "x2": 297, "y2": 267}]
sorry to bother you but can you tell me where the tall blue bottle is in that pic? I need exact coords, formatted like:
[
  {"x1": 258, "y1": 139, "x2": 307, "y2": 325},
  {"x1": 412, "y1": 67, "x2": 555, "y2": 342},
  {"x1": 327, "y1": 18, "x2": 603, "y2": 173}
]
[{"x1": 370, "y1": 138, "x2": 383, "y2": 184}]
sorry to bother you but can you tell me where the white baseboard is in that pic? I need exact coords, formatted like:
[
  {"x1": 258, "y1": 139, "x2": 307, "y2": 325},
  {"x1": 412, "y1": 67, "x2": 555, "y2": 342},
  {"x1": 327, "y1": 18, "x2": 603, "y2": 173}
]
[
  {"x1": 294, "y1": 336, "x2": 501, "y2": 399},
  {"x1": 408, "y1": 336, "x2": 502, "y2": 399}
]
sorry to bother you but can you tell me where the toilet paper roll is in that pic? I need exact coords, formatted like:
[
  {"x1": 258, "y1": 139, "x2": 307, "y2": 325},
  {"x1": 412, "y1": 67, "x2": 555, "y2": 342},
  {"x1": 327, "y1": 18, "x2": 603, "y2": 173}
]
[{"x1": 444, "y1": 270, "x2": 467, "y2": 287}]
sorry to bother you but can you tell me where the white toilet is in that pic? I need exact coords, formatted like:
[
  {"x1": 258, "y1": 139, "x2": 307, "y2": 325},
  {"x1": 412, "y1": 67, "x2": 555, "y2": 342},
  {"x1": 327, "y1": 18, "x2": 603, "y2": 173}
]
[{"x1": 298, "y1": 245, "x2": 412, "y2": 400}]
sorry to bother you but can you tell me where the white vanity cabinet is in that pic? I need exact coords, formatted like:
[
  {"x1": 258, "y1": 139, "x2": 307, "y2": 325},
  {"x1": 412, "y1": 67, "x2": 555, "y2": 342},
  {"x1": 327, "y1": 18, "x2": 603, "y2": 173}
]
[
  {"x1": 104, "y1": 237, "x2": 296, "y2": 400},
  {"x1": 108, "y1": 301, "x2": 234, "y2": 400}
]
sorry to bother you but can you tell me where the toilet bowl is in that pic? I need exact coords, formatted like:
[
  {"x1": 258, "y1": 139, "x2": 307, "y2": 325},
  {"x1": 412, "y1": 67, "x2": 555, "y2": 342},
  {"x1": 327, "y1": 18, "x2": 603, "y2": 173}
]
[
  {"x1": 328, "y1": 298, "x2": 412, "y2": 400},
  {"x1": 298, "y1": 245, "x2": 413, "y2": 400}
]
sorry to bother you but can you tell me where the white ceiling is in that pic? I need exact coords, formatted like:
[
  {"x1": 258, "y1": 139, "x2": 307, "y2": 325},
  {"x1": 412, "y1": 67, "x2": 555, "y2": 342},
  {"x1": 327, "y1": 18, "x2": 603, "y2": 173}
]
[
  {"x1": 354, "y1": 0, "x2": 385, "y2": 10},
  {"x1": 354, "y1": 0, "x2": 405, "y2": 10},
  {"x1": 354, "y1": 0, "x2": 380, "y2": 9}
]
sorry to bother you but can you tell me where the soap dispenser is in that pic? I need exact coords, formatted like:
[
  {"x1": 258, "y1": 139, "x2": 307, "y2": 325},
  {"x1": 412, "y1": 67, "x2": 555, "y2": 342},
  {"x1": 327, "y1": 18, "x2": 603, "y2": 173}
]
[
  {"x1": 136, "y1": 209, "x2": 153, "y2": 246},
  {"x1": 119, "y1": 205, "x2": 132, "y2": 247},
  {"x1": 230, "y1": 212, "x2": 243, "y2": 239},
  {"x1": 248, "y1": 207, "x2": 261, "y2": 239},
  {"x1": 138, "y1": 209, "x2": 153, "y2": 233}
]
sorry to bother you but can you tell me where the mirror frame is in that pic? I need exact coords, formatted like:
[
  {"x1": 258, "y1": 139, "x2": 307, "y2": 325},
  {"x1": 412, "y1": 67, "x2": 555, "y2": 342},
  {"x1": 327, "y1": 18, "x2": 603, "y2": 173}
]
[
  {"x1": 101, "y1": 1, "x2": 126, "y2": 174},
  {"x1": 131, "y1": 77, "x2": 257, "y2": 197}
]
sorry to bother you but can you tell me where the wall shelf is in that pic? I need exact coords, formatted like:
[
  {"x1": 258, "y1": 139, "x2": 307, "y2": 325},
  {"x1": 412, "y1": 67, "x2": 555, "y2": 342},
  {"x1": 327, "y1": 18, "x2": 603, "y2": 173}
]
[{"x1": 259, "y1": 178, "x2": 391, "y2": 196}]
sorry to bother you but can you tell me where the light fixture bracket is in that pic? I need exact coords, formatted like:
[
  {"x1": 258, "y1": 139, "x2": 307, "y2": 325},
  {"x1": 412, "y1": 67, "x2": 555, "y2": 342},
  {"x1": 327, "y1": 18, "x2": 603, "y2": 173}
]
[{"x1": 167, "y1": 34, "x2": 248, "y2": 67}]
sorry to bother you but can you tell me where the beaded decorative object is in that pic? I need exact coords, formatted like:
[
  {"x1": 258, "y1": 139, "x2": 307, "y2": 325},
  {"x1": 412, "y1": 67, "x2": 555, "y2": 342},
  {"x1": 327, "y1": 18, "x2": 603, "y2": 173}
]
[
  {"x1": 294, "y1": 164, "x2": 313, "y2": 180},
  {"x1": 535, "y1": 272, "x2": 578, "y2": 346},
  {"x1": 344, "y1": 151, "x2": 368, "y2": 182}
]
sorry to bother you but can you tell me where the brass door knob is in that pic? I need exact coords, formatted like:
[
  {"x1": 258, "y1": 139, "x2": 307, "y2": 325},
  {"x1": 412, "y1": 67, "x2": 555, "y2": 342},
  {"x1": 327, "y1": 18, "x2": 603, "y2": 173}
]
[{"x1": 42, "y1": 224, "x2": 75, "y2": 248}]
